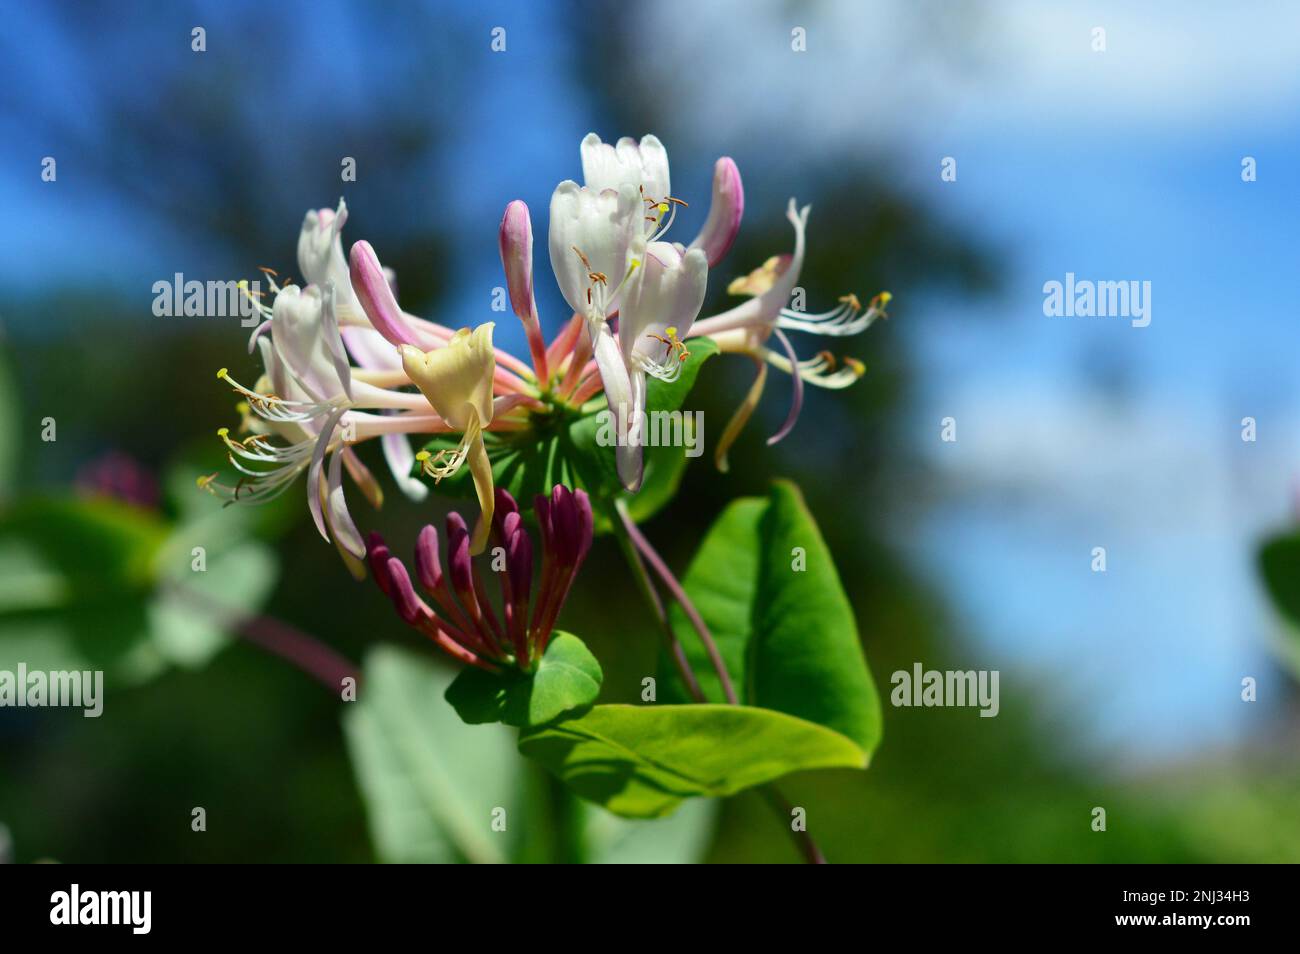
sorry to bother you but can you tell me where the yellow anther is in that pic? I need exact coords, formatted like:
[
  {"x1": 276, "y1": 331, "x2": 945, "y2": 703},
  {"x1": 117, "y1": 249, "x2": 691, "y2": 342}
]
[
  {"x1": 415, "y1": 450, "x2": 431, "y2": 462},
  {"x1": 217, "y1": 427, "x2": 229, "y2": 437},
  {"x1": 647, "y1": 326, "x2": 690, "y2": 364},
  {"x1": 872, "y1": 291, "x2": 892, "y2": 309},
  {"x1": 658, "y1": 202, "x2": 669, "y2": 213},
  {"x1": 845, "y1": 357, "x2": 866, "y2": 376},
  {"x1": 217, "y1": 367, "x2": 229, "y2": 379}
]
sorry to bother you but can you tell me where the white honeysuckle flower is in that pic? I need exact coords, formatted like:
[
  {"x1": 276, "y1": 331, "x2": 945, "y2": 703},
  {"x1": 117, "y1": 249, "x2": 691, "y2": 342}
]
[
  {"x1": 207, "y1": 283, "x2": 433, "y2": 565},
  {"x1": 620, "y1": 240, "x2": 708, "y2": 384},
  {"x1": 686, "y1": 199, "x2": 890, "y2": 470},
  {"x1": 549, "y1": 133, "x2": 727, "y2": 491},
  {"x1": 399, "y1": 323, "x2": 499, "y2": 555},
  {"x1": 218, "y1": 286, "x2": 354, "y2": 443}
]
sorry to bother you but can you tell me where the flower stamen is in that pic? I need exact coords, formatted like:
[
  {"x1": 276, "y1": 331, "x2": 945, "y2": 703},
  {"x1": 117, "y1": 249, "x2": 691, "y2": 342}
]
[{"x1": 414, "y1": 445, "x2": 469, "y2": 484}]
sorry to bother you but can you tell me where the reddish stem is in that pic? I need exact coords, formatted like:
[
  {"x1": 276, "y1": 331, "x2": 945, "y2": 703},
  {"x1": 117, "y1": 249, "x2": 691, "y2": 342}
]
[{"x1": 614, "y1": 501, "x2": 738, "y2": 705}]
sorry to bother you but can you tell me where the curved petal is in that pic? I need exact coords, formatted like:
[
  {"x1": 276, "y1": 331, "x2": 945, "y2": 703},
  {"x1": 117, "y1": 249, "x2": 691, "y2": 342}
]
[
  {"x1": 326, "y1": 447, "x2": 367, "y2": 560},
  {"x1": 320, "y1": 284, "x2": 352, "y2": 400},
  {"x1": 307, "y1": 407, "x2": 347, "y2": 543},
  {"x1": 349, "y1": 240, "x2": 419, "y2": 347},
  {"x1": 765, "y1": 327, "x2": 804, "y2": 446},
  {"x1": 587, "y1": 321, "x2": 642, "y2": 492},
  {"x1": 633, "y1": 135, "x2": 670, "y2": 203},
  {"x1": 463, "y1": 412, "x2": 494, "y2": 556},
  {"x1": 687, "y1": 157, "x2": 744, "y2": 267},
  {"x1": 381, "y1": 431, "x2": 429, "y2": 502},
  {"x1": 616, "y1": 368, "x2": 648, "y2": 493}
]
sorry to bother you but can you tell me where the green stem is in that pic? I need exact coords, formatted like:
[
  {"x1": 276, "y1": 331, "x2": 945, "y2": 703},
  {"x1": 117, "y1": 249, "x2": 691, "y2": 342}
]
[{"x1": 607, "y1": 502, "x2": 706, "y2": 703}]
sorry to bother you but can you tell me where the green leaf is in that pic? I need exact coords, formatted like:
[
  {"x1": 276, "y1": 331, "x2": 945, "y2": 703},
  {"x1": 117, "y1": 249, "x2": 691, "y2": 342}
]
[
  {"x1": 581, "y1": 798, "x2": 718, "y2": 864},
  {"x1": 518, "y1": 703, "x2": 869, "y2": 818},
  {"x1": 417, "y1": 338, "x2": 718, "y2": 525},
  {"x1": 147, "y1": 460, "x2": 283, "y2": 668},
  {"x1": 0, "y1": 347, "x2": 18, "y2": 503},
  {"x1": 149, "y1": 539, "x2": 279, "y2": 668},
  {"x1": 445, "y1": 631, "x2": 602, "y2": 727},
  {"x1": 663, "y1": 479, "x2": 882, "y2": 754},
  {"x1": 0, "y1": 493, "x2": 280, "y2": 682},
  {"x1": 0, "y1": 498, "x2": 172, "y2": 682},
  {"x1": 1260, "y1": 532, "x2": 1300, "y2": 626},
  {"x1": 343, "y1": 645, "x2": 521, "y2": 863},
  {"x1": 1258, "y1": 532, "x2": 1300, "y2": 678}
]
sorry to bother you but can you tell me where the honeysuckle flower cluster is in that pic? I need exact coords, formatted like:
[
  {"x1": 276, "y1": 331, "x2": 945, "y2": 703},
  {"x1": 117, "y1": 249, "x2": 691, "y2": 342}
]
[
  {"x1": 199, "y1": 131, "x2": 887, "y2": 600},
  {"x1": 366, "y1": 486, "x2": 592, "y2": 671}
]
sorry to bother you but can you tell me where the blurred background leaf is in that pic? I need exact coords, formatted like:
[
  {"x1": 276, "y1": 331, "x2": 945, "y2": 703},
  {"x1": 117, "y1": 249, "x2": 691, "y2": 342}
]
[{"x1": 344, "y1": 645, "x2": 520, "y2": 864}]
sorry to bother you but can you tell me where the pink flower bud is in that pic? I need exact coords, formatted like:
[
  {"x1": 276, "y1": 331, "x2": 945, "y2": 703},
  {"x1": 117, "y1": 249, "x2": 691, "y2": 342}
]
[{"x1": 349, "y1": 240, "x2": 418, "y2": 347}]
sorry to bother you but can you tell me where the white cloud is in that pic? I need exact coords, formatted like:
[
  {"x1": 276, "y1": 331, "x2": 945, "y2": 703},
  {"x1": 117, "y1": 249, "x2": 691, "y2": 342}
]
[{"x1": 634, "y1": 0, "x2": 1300, "y2": 151}]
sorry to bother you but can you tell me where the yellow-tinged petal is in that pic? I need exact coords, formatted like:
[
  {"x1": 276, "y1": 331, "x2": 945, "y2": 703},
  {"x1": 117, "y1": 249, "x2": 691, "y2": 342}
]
[
  {"x1": 462, "y1": 411, "x2": 494, "y2": 555},
  {"x1": 714, "y1": 359, "x2": 768, "y2": 472},
  {"x1": 398, "y1": 323, "x2": 496, "y2": 430},
  {"x1": 726, "y1": 254, "x2": 791, "y2": 298}
]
